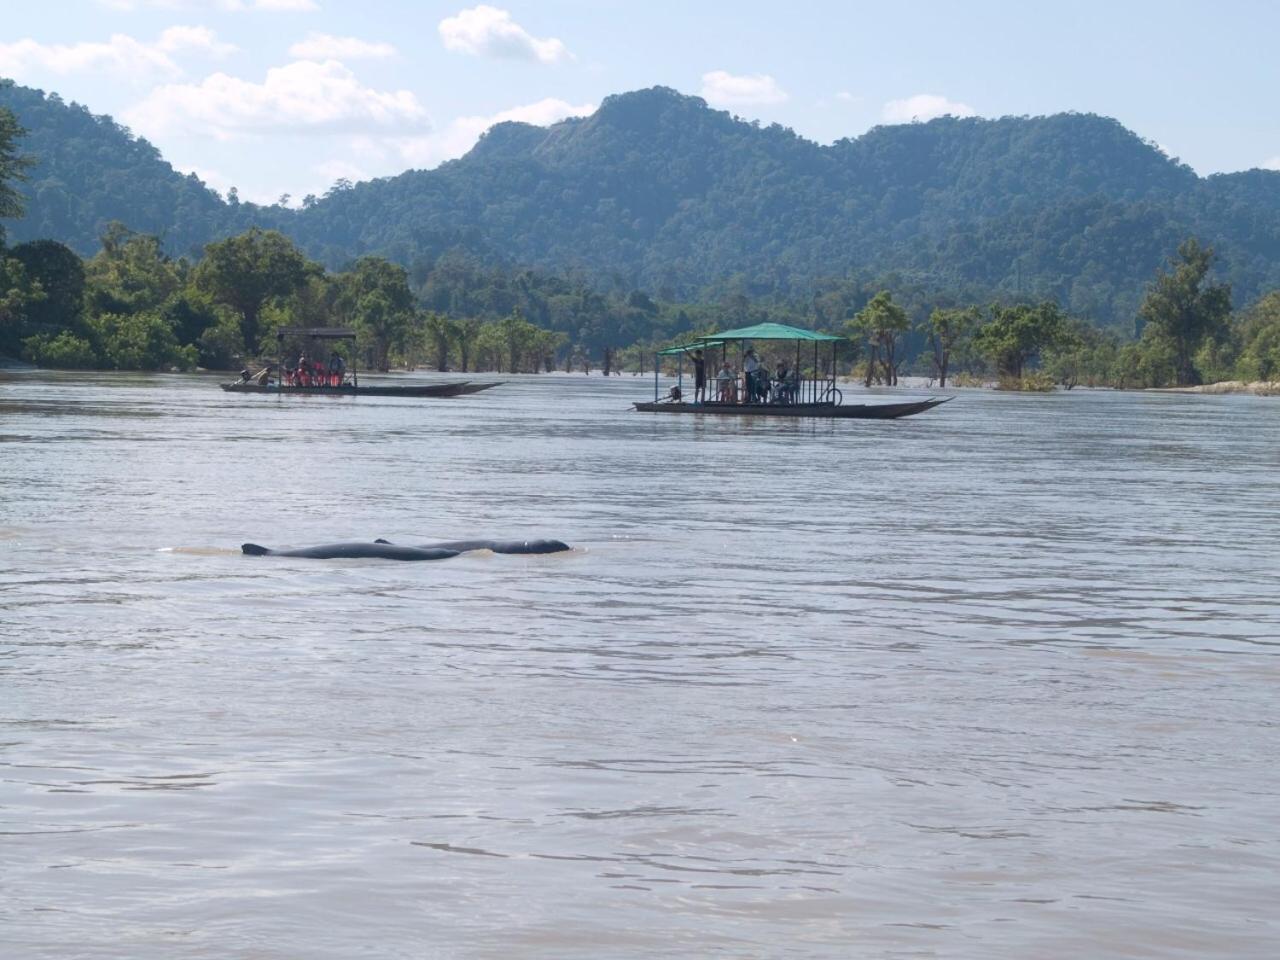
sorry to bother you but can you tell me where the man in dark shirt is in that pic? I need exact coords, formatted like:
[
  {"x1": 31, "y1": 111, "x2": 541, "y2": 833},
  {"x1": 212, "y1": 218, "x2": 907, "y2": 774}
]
[{"x1": 686, "y1": 348, "x2": 707, "y2": 403}]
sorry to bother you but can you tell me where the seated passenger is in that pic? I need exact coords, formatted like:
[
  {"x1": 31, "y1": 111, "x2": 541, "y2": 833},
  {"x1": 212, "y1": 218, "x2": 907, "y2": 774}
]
[
  {"x1": 328, "y1": 351, "x2": 346, "y2": 387},
  {"x1": 774, "y1": 363, "x2": 791, "y2": 403},
  {"x1": 716, "y1": 362, "x2": 736, "y2": 402}
]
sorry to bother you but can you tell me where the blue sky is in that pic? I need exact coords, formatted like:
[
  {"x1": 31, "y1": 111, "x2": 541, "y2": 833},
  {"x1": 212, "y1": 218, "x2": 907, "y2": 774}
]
[{"x1": 3, "y1": 0, "x2": 1278, "y2": 204}]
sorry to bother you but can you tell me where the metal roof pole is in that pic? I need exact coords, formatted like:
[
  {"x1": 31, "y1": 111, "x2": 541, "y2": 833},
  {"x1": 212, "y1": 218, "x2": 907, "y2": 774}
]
[
  {"x1": 813, "y1": 341, "x2": 818, "y2": 404},
  {"x1": 654, "y1": 352, "x2": 659, "y2": 402}
]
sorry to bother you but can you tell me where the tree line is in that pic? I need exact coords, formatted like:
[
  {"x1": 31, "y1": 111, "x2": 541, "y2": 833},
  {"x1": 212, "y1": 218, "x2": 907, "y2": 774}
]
[
  {"x1": 2, "y1": 101, "x2": 1278, "y2": 387},
  {"x1": 3, "y1": 221, "x2": 1279, "y2": 391},
  {"x1": 838, "y1": 238, "x2": 1278, "y2": 390}
]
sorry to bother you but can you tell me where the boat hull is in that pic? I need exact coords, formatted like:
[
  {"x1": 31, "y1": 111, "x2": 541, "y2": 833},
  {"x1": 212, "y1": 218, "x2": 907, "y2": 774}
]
[
  {"x1": 633, "y1": 397, "x2": 951, "y2": 419},
  {"x1": 221, "y1": 381, "x2": 476, "y2": 397}
]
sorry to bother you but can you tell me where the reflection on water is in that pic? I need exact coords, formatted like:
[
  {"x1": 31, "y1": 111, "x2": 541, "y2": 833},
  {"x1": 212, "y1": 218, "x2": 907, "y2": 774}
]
[{"x1": 2, "y1": 370, "x2": 1279, "y2": 958}]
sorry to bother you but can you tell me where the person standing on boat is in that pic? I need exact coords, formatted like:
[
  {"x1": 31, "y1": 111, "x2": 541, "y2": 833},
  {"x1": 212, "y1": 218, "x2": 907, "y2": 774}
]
[
  {"x1": 328, "y1": 351, "x2": 346, "y2": 387},
  {"x1": 684, "y1": 348, "x2": 706, "y2": 403},
  {"x1": 743, "y1": 347, "x2": 761, "y2": 403}
]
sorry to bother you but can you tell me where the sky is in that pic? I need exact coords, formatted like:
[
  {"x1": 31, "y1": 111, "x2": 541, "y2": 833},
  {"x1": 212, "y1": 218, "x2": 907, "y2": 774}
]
[{"x1": 2, "y1": 0, "x2": 1278, "y2": 205}]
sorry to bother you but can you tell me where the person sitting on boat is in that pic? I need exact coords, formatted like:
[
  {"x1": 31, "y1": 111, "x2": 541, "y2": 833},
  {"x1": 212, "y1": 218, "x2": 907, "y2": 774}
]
[
  {"x1": 312, "y1": 358, "x2": 327, "y2": 386},
  {"x1": 294, "y1": 353, "x2": 310, "y2": 387},
  {"x1": 716, "y1": 362, "x2": 735, "y2": 402},
  {"x1": 777, "y1": 363, "x2": 798, "y2": 404},
  {"x1": 743, "y1": 348, "x2": 761, "y2": 403},
  {"x1": 328, "y1": 352, "x2": 346, "y2": 387}
]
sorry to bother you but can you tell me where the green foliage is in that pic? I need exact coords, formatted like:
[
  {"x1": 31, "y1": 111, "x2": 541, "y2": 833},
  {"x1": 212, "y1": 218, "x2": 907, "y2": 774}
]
[
  {"x1": 974, "y1": 302, "x2": 1067, "y2": 380},
  {"x1": 1041, "y1": 319, "x2": 1119, "y2": 388},
  {"x1": 847, "y1": 290, "x2": 909, "y2": 385},
  {"x1": 9, "y1": 214, "x2": 1280, "y2": 394},
  {"x1": 195, "y1": 228, "x2": 311, "y2": 355},
  {"x1": 923, "y1": 305, "x2": 980, "y2": 387},
  {"x1": 0, "y1": 103, "x2": 33, "y2": 234},
  {"x1": 21, "y1": 330, "x2": 96, "y2": 368},
  {"x1": 87, "y1": 311, "x2": 195, "y2": 371},
  {"x1": 422, "y1": 312, "x2": 458, "y2": 371},
  {"x1": 0, "y1": 81, "x2": 233, "y2": 256},
  {"x1": 9, "y1": 239, "x2": 85, "y2": 330},
  {"x1": 0, "y1": 254, "x2": 43, "y2": 356},
  {"x1": 85, "y1": 223, "x2": 182, "y2": 316},
  {"x1": 338, "y1": 256, "x2": 415, "y2": 370},
  {"x1": 1136, "y1": 238, "x2": 1232, "y2": 385},
  {"x1": 1234, "y1": 292, "x2": 1280, "y2": 382},
  {"x1": 195, "y1": 315, "x2": 244, "y2": 370}
]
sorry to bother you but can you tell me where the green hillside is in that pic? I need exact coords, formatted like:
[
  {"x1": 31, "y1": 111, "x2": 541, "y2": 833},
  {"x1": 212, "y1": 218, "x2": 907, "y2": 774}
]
[{"x1": 2, "y1": 81, "x2": 1278, "y2": 325}]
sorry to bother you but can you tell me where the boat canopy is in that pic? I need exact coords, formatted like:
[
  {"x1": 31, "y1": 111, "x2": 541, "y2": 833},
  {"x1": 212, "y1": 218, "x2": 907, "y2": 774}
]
[
  {"x1": 697, "y1": 322, "x2": 843, "y2": 343},
  {"x1": 657, "y1": 341, "x2": 719, "y2": 356},
  {"x1": 276, "y1": 326, "x2": 357, "y2": 340},
  {"x1": 657, "y1": 323, "x2": 843, "y2": 357}
]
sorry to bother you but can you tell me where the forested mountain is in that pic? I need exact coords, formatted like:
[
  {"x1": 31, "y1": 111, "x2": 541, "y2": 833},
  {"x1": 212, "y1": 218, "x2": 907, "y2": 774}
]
[
  {"x1": 3, "y1": 81, "x2": 1279, "y2": 326},
  {"x1": 0, "y1": 80, "x2": 239, "y2": 254}
]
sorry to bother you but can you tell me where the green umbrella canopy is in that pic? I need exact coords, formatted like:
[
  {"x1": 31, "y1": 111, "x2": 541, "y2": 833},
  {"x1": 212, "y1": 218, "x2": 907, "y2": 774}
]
[
  {"x1": 697, "y1": 322, "x2": 844, "y2": 343},
  {"x1": 657, "y1": 323, "x2": 842, "y2": 355},
  {"x1": 657, "y1": 341, "x2": 723, "y2": 356}
]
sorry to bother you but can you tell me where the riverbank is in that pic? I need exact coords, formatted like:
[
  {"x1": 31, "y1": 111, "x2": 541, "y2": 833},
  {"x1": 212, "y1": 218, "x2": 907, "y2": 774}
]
[
  {"x1": 0, "y1": 354, "x2": 37, "y2": 371},
  {"x1": 1151, "y1": 380, "x2": 1280, "y2": 396}
]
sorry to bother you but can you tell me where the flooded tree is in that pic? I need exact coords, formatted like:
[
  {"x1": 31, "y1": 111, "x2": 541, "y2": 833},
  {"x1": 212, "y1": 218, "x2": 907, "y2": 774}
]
[
  {"x1": 924, "y1": 306, "x2": 979, "y2": 388},
  {"x1": 849, "y1": 291, "x2": 909, "y2": 385},
  {"x1": 1137, "y1": 239, "x2": 1232, "y2": 386}
]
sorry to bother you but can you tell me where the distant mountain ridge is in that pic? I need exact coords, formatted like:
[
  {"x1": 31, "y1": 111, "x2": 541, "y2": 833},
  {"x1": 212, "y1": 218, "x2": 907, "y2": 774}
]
[{"x1": 2, "y1": 80, "x2": 1278, "y2": 324}]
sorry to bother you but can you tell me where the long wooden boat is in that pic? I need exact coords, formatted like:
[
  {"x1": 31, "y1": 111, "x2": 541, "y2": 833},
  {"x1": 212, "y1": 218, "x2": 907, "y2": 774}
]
[
  {"x1": 644, "y1": 324, "x2": 952, "y2": 420},
  {"x1": 633, "y1": 397, "x2": 951, "y2": 419},
  {"x1": 224, "y1": 326, "x2": 503, "y2": 399},
  {"x1": 221, "y1": 380, "x2": 475, "y2": 397}
]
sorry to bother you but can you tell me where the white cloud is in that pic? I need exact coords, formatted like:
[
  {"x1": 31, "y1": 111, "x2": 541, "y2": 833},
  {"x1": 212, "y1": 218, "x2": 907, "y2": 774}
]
[
  {"x1": 700, "y1": 70, "x2": 788, "y2": 107},
  {"x1": 0, "y1": 26, "x2": 235, "y2": 81},
  {"x1": 157, "y1": 25, "x2": 237, "y2": 57},
  {"x1": 97, "y1": 0, "x2": 318, "y2": 10},
  {"x1": 438, "y1": 5, "x2": 569, "y2": 63},
  {"x1": 125, "y1": 60, "x2": 428, "y2": 139},
  {"x1": 389, "y1": 97, "x2": 594, "y2": 169},
  {"x1": 835, "y1": 90, "x2": 861, "y2": 103},
  {"x1": 289, "y1": 33, "x2": 396, "y2": 60},
  {"x1": 1263, "y1": 156, "x2": 1280, "y2": 171},
  {"x1": 882, "y1": 93, "x2": 975, "y2": 123}
]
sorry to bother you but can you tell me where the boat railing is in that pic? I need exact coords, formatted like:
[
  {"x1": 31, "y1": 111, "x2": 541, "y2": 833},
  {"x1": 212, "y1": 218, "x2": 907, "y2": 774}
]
[{"x1": 704, "y1": 374, "x2": 838, "y2": 406}]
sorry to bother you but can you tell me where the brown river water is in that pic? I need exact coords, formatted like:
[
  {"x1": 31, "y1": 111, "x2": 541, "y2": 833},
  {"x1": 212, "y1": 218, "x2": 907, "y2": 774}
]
[{"x1": 2, "y1": 370, "x2": 1278, "y2": 959}]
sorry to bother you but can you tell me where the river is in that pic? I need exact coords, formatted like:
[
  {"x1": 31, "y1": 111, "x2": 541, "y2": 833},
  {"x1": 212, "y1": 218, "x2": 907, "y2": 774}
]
[{"x1": 2, "y1": 371, "x2": 1278, "y2": 959}]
